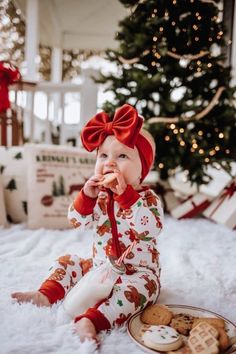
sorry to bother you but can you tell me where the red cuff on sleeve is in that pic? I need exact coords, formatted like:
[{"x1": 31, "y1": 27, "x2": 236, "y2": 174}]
[
  {"x1": 73, "y1": 189, "x2": 97, "y2": 215},
  {"x1": 114, "y1": 184, "x2": 140, "y2": 209},
  {"x1": 38, "y1": 280, "x2": 65, "y2": 304},
  {"x1": 74, "y1": 308, "x2": 111, "y2": 332}
]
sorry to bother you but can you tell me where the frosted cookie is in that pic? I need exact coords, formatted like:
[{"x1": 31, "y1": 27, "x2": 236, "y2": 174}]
[
  {"x1": 98, "y1": 173, "x2": 117, "y2": 188},
  {"x1": 141, "y1": 304, "x2": 173, "y2": 325},
  {"x1": 188, "y1": 322, "x2": 219, "y2": 354},
  {"x1": 142, "y1": 325, "x2": 183, "y2": 352},
  {"x1": 170, "y1": 313, "x2": 196, "y2": 335}
]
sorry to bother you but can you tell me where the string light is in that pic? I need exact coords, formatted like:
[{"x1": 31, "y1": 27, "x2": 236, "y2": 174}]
[
  {"x1": 215, "y1": 146, "x2": 220, "y2": 151},
  {"x1": 170, "y1": 123, "x2": 176, "y2": 129},
  {"x1": 152, "y1": 13, "x2": 156, "y2": 18},
  {"x1": 199, "y1": 149, "x2": 204, "y2": 154},
  {"x1": 209, "y1": 150, "x2": 216, "y2": 156},
  {"x1": 165, "y1": 136, "x2": 170, "y2": 141},
  {"x1": 155, "y1": 52, "x2": 161, "y2": 59},
  {"x1": 226, "y1": 149, "x2": 230, "y2": 154},
  {"x1": 192, "y1": 143, "x2": 198, "y2": 149},
  {"x1": 218, "y1": 132, "x2": 224, "y2": 138},
  {"x1": 151, "y1": 61, "x2": 156, "y2": 66},
  {"x1": 159, "y1": 163, "x2": 164, "y2": 168},
  {"x1": 180, "y1": 140, "x2": 185, "y2": 146},
  {"x1": 207, "y1": 63, "x2": 212, "y2": 68},
  {"x1": 197, "y1": 16, "x2": 202, "y2": 20},
  {"x1": 173, "y1": 128, "x2": 179, "y2": 134},
  {"x1": 198, "y1": 130, "x2": 203, "y2": 136},
  {"x1": 205, "y1": 158, "x2": 210, "y2": 162},
  {"x1": 172, "y1": 21, "x2": 176, "y2": 26},
  {"x1": 160, "y1": 27, "x2": 164, "y2": 32},
  {"x1": 154, "y1": 9, "x2": 157, "y2": 13},
  {"x1": 180, "y1": 128, "x2": 185, "y2": 133},
  {"x1": 193, "y1": 25, "x2": 198, "y2": 30},
  {"x1": 153, "y1": 36, "x2": 158, "y2": 42},
  {"x1": 195, "y1": 36, "x2": 199, "y2": 41},
  {"x1": 209, "y1": 37, "x2": 213, "y2": 42}
]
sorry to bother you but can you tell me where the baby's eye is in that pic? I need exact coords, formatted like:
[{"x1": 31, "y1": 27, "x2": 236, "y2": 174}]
[
  {"x1": 99, "y1": 153, "x2": 107, "y2": 158},
  {"x1": 119, "y1": 154, "x2": 127, "y2": 159}
]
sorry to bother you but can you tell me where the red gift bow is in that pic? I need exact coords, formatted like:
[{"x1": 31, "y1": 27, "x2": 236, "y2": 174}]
[
  {"x1": 81, "y1": 104, "x2": 143, "y2": 151},
  {"x1": 0, "y1": 61, "x2": 21, "y2": 113},
  {"x1": 209, "y1": 181, "x2": 236, "y2": 218}
]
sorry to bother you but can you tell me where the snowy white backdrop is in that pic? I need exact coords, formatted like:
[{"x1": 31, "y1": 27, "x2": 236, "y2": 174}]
[{"x1": 0, "y1": 216, "x2": 236, "y2": 354}]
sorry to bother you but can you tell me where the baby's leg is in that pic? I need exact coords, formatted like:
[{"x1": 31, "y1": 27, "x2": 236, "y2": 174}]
[
  {"x1": 73, "y1": 270, "x2": 160, "y2": 338},
  {"x1": 11, "y1": 291, "x2": 50, "y2": 306},
  {"x1": 11, "y1": 255, "x2": 93, "y2": 306}
]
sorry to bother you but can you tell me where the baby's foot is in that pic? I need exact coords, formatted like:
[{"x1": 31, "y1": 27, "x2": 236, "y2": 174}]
[
  {"x1": 74, "y1": 318, "x2": 99, "y2": 344},
  {"x1": 11, "y1": 291, "x2": 51, "y2": 307}
]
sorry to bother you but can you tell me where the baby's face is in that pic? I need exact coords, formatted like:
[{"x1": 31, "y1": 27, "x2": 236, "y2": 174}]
[{"x1": 95, "y1": 136, "x2": 142, "y2": 187}]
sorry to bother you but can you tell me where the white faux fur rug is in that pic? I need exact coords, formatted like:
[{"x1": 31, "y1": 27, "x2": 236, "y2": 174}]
[{"x1": 0, "y1": 216, "x2": 235, "y2": 354}]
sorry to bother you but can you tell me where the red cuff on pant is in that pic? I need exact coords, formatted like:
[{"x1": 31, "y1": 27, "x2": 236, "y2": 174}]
[
  {"x1": 74, "y1": 308, "x2": 111, "y2": 332},
  {"x1": 38, "y1": 280, "x2": 65, "y2": 304}
]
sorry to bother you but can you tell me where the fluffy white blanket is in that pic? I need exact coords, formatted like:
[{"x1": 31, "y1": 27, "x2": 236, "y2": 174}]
[{"x1": 0, "y1": 216, "x2": 235, "y2": 354}]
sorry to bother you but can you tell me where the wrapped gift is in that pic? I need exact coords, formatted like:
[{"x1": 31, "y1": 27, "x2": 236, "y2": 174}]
[
  {"x1": 154, "y1": 180, "x2": 181, "y2": 213},
  {"x1": 169, "y1": 169, "x2": 198, "y2": 198},
  {"x1": 203, "y1": 179, "x2": 236, "y2": 229},
  {"x1": 199, "y1": 162, "x2": 236, "y2": 199},
  {"x1": 170, "y1": 193, "x2": 211, "y2": 219}
]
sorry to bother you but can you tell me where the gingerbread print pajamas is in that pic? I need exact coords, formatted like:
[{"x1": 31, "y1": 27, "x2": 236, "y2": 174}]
[{"x1": 39, "y1": 185, "x2": 163, "y2": 332}]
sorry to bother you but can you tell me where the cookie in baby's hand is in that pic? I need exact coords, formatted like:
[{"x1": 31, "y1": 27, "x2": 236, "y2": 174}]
[
  {"x1": 98, "y1": 173, "x2": 118, "y2": 188},
  {"x1": 142, "y1": 325, "x2": 183, "y2": 352},
  {"x1": 141, "y1": 304, "x2": 173, "y2": 325}
]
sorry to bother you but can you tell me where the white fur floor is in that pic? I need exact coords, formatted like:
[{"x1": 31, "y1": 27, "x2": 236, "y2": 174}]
[{"x1": 0, "y1": 216, "x2": 236, "y2": 354}]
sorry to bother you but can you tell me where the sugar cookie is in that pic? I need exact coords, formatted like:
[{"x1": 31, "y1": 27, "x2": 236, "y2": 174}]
[{"x1": 142, "y1": 325, "x2": 183, "y2": 351}]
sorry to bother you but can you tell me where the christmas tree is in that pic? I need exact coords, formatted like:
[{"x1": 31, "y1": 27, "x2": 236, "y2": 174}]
[{"x1": 97, "y1": 0, "x2": 236, "y2": 185}]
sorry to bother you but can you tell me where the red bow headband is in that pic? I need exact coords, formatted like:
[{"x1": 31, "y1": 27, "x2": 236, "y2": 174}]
[{"x1": 81, "y1": 104, "x2": 154, "y2": 181}]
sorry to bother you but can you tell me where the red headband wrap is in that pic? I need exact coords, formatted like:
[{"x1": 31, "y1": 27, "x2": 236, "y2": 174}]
[{"x1": 81, "y1": 104, "x2": 154, "y2": 181}]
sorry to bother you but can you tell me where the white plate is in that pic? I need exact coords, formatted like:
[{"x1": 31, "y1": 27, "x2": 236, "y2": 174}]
[{"x1": 127, "y1": 304, "x2": 236, "y2": 354}]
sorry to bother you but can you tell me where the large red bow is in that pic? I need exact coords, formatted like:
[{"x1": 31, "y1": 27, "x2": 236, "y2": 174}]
[
  {"x1": 81, "y1": 104, "x2": 143, "y2": 151},
  {"x1": 0, "y1": 61, "x2": 21, "y2": 113}
]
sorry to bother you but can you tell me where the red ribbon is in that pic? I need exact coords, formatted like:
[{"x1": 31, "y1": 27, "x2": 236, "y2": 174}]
[
  {"x1": 0, "y1": 61, "x2": 21, "y2": 113},
  {"x1": 81, "y1": 104, "x2": 143, "y2": 151},
  {"x1": 208, "y1": 181, "x2": 236, "y2": 218}
]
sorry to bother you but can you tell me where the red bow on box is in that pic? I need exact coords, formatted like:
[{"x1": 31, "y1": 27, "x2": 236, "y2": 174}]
[
  {"x1": 81, "y1": 104, "x2": 143, "y2": 151},
  {"x1": 209, "y1": 180, "x2": 236, "y2": 218},
  {"x1": 0, "y1": 61, "x2": 21, "y2": 113}
]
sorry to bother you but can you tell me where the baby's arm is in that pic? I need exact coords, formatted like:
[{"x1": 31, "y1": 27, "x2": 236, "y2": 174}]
[
  {"x1": 68, "y1": 174, "x2": 103, "y2": 230},
  {"x1": 114, "y1": 186, "x2": 164, "y2": 239}
]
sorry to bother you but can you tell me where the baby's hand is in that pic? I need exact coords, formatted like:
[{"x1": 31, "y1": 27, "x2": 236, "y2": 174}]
[
  {"x1": 104, "y1": 169, "x2": 127, "y2": 195},
  {"x1": 83, "y1": 174, "x2": 103, "y2": 199}
]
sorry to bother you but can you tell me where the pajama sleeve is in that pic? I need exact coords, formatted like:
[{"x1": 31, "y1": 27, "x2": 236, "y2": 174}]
[
  {"x1": 68, "y1": 189, "x2": 97, "y2": 230},
  {"x1": 114, "y1": 185, "x2": 164, "y2": 239}
]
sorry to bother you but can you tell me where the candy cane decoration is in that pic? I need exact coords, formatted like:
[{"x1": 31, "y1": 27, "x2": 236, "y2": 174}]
[
  {"x1": 116, "y1": 240, "x2": 137, "y2": 266},
  {"x1": 101, "y1": 240, "x2": 137, "y2": 283}
]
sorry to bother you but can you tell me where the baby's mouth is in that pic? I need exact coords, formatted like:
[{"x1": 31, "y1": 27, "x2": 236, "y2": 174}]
[{"x1": 103, "y1": 170, "x2": 114, "y2": 175}]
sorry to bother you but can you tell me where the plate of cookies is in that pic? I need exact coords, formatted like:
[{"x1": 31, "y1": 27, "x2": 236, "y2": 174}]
[{"x1": 127, "y1": 304, "x2": 236, "y2": 354}]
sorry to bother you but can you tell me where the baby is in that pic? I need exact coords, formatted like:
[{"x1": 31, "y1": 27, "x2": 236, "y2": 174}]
[{"x1": 12, "y1": 104, "x2": 164, "y2": 343}]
